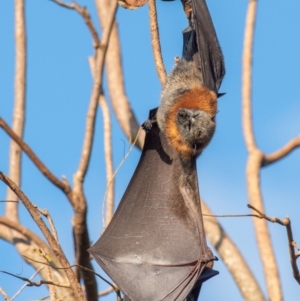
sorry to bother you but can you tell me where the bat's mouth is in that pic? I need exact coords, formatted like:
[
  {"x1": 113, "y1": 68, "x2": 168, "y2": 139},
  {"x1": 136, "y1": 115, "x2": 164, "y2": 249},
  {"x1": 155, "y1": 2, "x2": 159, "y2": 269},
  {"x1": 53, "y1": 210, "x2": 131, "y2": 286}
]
[{"x1": 194, "y1": 142, "x2": 203, "y2": 149}]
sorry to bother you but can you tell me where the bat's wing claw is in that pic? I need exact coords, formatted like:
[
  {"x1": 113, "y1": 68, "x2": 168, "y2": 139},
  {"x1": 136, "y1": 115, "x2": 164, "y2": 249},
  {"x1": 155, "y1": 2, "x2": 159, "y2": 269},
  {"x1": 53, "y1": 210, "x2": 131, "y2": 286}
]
[
  {"x1": 141, "y1": 107, "x2": 158, "y2": 132},
  {"x1": 141, "y1": 119, "x2": 153, "y2": 131}
]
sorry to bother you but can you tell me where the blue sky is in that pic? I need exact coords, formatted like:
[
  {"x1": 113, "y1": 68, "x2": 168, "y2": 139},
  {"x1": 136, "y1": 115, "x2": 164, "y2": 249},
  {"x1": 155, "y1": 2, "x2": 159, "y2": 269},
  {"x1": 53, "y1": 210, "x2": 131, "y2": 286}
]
[{"x1": 0, "y1": 0, "x2": 299, "y2": 300}]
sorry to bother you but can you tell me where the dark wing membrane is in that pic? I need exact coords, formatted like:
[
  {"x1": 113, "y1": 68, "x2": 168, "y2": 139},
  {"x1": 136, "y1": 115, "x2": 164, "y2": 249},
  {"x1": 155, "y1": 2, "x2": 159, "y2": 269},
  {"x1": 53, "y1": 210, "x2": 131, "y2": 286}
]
[
  {"x1": 182, "y1": 0, "x2": 225, "y2": 92},
  {"x1": 89, "y1": 122, "x2": 206, "y2": 301}
]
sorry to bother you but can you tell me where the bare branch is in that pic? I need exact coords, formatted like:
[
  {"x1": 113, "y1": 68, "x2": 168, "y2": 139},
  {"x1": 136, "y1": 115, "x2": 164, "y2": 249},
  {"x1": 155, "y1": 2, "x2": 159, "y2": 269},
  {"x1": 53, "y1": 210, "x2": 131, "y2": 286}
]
[
  {"x1": 99, "y1": 95, "x2": 115, "y2": 226},
  {"x1": 263, "y1": 136, "x2": 300, "y2": 167},
  {"x1": 248, "y1": 204, "x2": 300, "y2": 284},
  {"x1": 0, "y1": 287, "x2": 11, "y2": 301},
  {"x1": 88, "y1": 57, "x2": 115, "y2": 227},
  {"x1": 202, "y1": 201, "x2": 265, "y2": 301},
  {"x1": 5, "y1": 0, "x2": 27, "y2": 219},
  {"x1": 1, "y1": 5, "x2": 28, "y2": 285},
  {"x1": 95, "y1": 0, "x2": 145, "y2": 150},
  {"x1": 148, "y1": 0, "x2": 166, "y2": 85},
  {"x1": 242, "y1": 0, "x2": 257, "y2": 152},
  {"x1": 0, "y1": 173, "x2": 86, "y2": 301},
  {"x1": 0, "y1": 118, "x2": 72, "y2": 196}
]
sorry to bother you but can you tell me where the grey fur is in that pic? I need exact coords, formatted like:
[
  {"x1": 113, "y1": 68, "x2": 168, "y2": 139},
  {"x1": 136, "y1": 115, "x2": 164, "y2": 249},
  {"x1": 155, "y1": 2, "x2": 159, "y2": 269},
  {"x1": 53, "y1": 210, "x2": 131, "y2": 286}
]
[
  {"x1": 157, "y1": 60, "x2": 204, "y2": 132},
  {"x1": 176, "y1": 108, "x2": 215, "y2": 156}
]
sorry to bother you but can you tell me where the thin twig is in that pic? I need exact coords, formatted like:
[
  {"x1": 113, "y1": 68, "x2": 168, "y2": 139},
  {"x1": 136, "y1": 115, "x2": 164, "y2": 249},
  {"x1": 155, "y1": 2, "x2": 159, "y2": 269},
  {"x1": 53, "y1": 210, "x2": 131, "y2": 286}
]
[
  {"x1": 203, "y1": 213, "x2": 263, "y2": 218},
  {"x1": 35, "y1": 206, "x2": 59, "y2": 242},
  {"x1": 0, "y1": 270, "x2": 70, "y2": 289},
  {"x1": 52, "y1": 0, "x2": 100, "y2": 47},
  {"x1": 98, "y1": 286, "x2": 114, "y2": 297},
  {"x1": 99, "y1": 95, "x2": 114, "y2": 227},
  {"x1": 148, "y1": 0, "x2": 166, "y2": 85},
  {"x1": 11, "y1": 267, "x2": 44, "y2": 301},
  {"x1": 0, "y1": 172, "x2": 86, "y2": 301},
  {"x1": 247, "y1": 204, "x2": 289, "y2": 226},
  {"x1": 102, "y1": 128, "x2": 142, "y2": 230},
  {"x1": 0, "y1": 287, "x2": 11, "y2": 301},
  {"x1": 0, "y1": 200, "x2": 19, "y2": 202}
]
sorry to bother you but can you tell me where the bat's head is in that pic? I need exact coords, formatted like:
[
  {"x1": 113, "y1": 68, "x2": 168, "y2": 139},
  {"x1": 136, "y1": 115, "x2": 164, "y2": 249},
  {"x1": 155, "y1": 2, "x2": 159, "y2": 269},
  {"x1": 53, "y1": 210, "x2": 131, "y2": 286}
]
[
  {"x1": 176, "y1": 108, "x2": 216, "y2": 156},
  {"x1": 165, "y1": 86, "x2": 217, "y2": 158}
]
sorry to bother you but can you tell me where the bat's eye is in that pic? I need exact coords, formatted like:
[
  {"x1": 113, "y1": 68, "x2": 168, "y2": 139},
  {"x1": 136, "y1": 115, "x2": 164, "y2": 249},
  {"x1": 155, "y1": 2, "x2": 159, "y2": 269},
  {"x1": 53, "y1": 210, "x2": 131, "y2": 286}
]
[{"x1": 178, "y1": 109, "x2": 188, "y2": 119}]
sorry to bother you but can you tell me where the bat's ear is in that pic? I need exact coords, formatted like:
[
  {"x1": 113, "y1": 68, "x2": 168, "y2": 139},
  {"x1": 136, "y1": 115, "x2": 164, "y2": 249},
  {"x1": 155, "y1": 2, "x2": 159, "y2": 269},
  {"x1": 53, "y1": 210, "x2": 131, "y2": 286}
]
[{"x1": 217, "y1": 92, "x2": 226, "y2": 98}]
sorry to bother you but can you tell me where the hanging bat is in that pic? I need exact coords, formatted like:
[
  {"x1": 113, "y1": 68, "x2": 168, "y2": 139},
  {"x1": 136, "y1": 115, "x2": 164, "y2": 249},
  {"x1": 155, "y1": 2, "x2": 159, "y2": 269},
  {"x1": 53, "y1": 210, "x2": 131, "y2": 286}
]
[{"x1": 89, "y1": 0, "x2": 225, "y2": 300}]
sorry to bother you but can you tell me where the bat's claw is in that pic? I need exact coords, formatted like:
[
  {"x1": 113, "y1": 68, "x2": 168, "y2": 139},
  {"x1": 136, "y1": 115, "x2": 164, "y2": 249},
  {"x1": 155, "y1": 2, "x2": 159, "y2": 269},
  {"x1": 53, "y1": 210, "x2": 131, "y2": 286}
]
[{"x1": 141, "y1": 119, "x2": 153, "y2": 132}]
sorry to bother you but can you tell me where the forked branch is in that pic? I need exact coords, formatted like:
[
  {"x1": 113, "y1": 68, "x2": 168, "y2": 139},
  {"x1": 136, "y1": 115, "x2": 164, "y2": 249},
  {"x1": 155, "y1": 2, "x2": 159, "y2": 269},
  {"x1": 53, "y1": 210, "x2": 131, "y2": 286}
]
[
  {"x1": 202, "y1": 201, "x2": 265, "y2": 301},
  {"x1": 0, "y1": 172, "x2": 86, "y2": 301},
  {"x1": 263, "y1": 136, "x2": 300, "y2": 167},
  {"x1": 50, "y1": 2, "x2": 118, "y2": 300},
  {"x1": 0, "y1": 118, "x2": 72, "y2": 197},
  {"x1": 95, "y1": 0, "x2": 145, "y2": 149},
  {"x1": 242, "y1": 0, "x2": 282, "y2": 299},
  {"x1": 248, "y1": 204, "x2": 300, "y2": 284}
]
